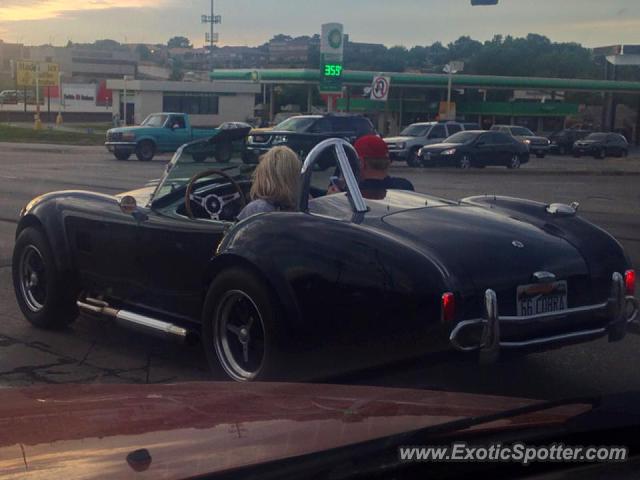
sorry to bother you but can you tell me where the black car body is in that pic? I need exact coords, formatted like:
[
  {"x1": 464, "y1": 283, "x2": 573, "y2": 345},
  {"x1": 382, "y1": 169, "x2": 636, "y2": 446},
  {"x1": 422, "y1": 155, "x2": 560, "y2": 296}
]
[
  {"x1": 243, "y1": 114, "x2": 376, "y2": 165},
  {"x1": 573, "y1": 132, "x2": 629, "y2": 158},
  {"x1": 419, "y1": 130, "x2": 530, "y2": 169},
  {"x1": 12, "y1": 132, "x2": 638, "y2": 382},
  {"x1": 548, "y1": 129, "x2": 591, "y2": 155},
  {"x1": 491, "y1": 125, "x2": 551, "y2": 158}
]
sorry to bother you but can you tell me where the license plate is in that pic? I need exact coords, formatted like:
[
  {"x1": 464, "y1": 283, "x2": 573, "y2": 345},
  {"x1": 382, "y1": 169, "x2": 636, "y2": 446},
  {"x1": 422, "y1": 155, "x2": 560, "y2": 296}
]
[{"x1": 516, "y1": 281, "x2": 568, "y2": 317}]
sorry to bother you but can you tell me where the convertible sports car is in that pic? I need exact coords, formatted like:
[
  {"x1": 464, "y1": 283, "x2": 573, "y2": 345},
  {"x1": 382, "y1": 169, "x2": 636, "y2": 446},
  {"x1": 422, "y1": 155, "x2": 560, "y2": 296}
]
[{"x1": 12, "y1": 129, "x2": 639, "y2": 381}]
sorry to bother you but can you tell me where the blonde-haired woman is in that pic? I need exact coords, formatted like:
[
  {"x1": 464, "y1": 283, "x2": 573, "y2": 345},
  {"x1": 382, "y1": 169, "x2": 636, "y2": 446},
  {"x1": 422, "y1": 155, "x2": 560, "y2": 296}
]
[{"x1": 237, "y1": 146, "x2": 302, "y2": 220}]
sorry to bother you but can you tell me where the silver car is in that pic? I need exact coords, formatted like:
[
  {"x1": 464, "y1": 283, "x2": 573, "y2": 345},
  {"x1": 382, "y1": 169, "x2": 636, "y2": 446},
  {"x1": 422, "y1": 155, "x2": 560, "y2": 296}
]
[{"x1": 384, "y1": 122, "x2": 472, "y2": 166}]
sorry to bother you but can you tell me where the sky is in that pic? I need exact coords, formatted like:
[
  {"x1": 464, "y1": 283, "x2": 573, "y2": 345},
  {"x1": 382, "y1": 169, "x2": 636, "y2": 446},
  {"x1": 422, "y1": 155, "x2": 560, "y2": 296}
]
[{"x1": 0, "y1": 0, "x2": 639, "y2": 48}]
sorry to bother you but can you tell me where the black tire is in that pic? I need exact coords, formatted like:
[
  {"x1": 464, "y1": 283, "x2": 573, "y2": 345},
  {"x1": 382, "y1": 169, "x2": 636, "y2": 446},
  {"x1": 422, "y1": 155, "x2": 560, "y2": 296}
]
[
  {"x1": 202, "y1": 267, "x2": 287, "y2": 381},
  {"x1": 135, "y1": 141, "x2": 155, "y2": 162},
  {"x1": 12, "y1": 227, "x2": 78, "y2": 329},
  {"x1": 406, "y1": 148, "x2": 420, "y2": 167},
  {"x1": 114, "y1": 151, "x2": 130, "y2": 161},
  {"x1": 507, "y1": 154, "x2": 521, "y2": 169},
  {"x1": 214, "y1": 142, "x2": 233, "y2": 163}
]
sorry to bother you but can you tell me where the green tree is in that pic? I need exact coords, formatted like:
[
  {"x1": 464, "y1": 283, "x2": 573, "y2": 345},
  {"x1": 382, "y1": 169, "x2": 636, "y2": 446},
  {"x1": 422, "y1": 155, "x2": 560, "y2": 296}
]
[{"x1": 167, "y1": 36, "x2": 192, "y2": 49}]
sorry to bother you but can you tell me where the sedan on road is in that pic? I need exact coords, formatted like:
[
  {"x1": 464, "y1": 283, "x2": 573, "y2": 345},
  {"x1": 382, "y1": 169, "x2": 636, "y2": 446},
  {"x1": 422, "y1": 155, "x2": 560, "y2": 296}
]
[
  {"x1": 419, "y1": 130, "x2": 530, "y2": 169},
  {"x1": 573, "y1": 132, "x2": 629, "y2": 158}
]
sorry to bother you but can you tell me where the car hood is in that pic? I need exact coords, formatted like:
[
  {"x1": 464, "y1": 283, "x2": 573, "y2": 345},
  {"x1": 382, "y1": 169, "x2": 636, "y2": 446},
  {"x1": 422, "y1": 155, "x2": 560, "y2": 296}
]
[
  {"x1": 381, "y1": 205, "x2": 589, "y2": 296},
  {"x1": 0, "y1": 382, "x2": 590, "y2": 479},
  {"x1": 108, "y1": 126, "x2": 147, "y2": 134},
  {"x1": 384, "y1": 136, "x2": 414, "y2": 144},
  {"x1": 575, "y1": 139, "x2": 601, "y2": 146}
]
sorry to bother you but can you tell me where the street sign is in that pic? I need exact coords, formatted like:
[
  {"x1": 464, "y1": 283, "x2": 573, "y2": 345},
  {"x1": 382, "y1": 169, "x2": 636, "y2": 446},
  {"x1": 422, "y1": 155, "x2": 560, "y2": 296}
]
[
  {"x1": 16, "y1": 61, "x2": 60, "y2": 87},
  {"x1": 370, "y1": 75, "x2": 391, "y2": 102}
]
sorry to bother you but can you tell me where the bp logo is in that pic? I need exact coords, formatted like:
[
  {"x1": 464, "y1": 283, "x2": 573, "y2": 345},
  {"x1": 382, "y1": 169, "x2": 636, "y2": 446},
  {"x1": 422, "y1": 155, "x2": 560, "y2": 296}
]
[{"x1": 328, "y1": 29, "x2": 343, "y2": 49}]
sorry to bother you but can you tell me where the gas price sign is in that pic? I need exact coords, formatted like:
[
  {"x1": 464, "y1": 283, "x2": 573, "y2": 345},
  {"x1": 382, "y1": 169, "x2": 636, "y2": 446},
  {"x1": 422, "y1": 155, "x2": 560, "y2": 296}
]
[{"x1": 323, "y1": 63, "x2": 343, "y2": 78}]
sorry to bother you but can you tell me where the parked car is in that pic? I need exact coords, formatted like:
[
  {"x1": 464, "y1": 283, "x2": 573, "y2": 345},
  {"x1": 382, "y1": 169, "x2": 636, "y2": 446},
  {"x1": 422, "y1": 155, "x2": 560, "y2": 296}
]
[
  {"x1": 490, "y1": 125, "x2": 551, "y2": 158},
  {"x1": 419, "y1": 130, "x2": 530, "y2": 169},
  {"x1": 0, "y1": 90, "x2": 19, "y2": 105},
  {"x1": 12, "y1": 132, "x2": 637, "y2": 382},
  {"x1": 549, "y1": 128, "x2": 592, "y2": 155},
  {"x1": 105, "y1": 112, "x2": 219, "y2": 162},
  {"x1": 243, "y1": 113, "x2": 376, "y2": 166},
  {"x1": 573, "y1": 132, "x2": 629, "y2": 158},
  {"x1": 384, "y1": 121, "x2": 466, "y2": 167}
]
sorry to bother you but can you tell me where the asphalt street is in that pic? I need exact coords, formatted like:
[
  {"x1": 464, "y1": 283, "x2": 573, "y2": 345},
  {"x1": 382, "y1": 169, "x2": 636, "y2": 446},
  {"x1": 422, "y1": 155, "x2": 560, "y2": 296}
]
[{"x1": 1, "y1": 142, "x2": 639, "y2": 401}]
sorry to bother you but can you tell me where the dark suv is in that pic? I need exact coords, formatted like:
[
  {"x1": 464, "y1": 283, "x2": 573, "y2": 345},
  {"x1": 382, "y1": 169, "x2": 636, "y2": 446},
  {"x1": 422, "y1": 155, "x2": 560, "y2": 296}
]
[
  {"x1": 549, "y1": 129, "x2": 592, "y2": 155},
  {"x1": 243, "y1": 114, "x2": 376, "y2": 164}
]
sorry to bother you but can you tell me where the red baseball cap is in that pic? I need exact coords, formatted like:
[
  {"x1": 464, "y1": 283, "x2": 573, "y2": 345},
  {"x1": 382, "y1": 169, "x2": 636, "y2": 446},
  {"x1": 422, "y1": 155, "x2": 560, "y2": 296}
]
[{"x1": 354, "y1": 135, "x2": 389, "y2": 160}]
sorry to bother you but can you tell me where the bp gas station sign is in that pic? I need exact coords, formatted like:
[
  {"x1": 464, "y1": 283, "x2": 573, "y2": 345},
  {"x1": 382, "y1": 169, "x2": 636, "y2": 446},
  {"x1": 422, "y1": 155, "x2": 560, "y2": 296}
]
[{"x1": 319, "y1": 23, "x2": 344, "y2": 93}]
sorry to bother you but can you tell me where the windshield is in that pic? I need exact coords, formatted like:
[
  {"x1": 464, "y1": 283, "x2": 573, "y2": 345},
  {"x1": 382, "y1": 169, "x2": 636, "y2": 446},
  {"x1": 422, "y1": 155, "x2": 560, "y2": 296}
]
[
  {"x1": 445, "y1": 131, "x2": 480, "y2": 144},
  {"x1": 153, "y1": 136, "x2": 250, "y2": 203},
  {"x1": 141, "y1": 114, "x2": 168, "y2": 127},
  {"x1": 586, "y1": 133, "x2": 607, "y2": 141},
  {"x1": 274, "y1": 117, "x2": 319, "y2": 132},
  {"x1": 400, "y1": 124, "x2": 430, "y2": 137}
]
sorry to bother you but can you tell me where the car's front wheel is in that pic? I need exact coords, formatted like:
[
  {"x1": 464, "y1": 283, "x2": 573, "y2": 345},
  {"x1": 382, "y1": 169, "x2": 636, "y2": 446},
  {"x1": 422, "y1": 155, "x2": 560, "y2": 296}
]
[
  {"x1": 507, "y1": 154, "x2": 521, "y2": 169},
  {"x1": 12, "y1": 227, "x2": 78, "y2": 329},
  {"x1": 214, "y1": 142, "x2": 233, "y2": 163},
  {"x1": 135, "y1": 141, "x2": 155, "y2": 162},
  {"x1": 114, "y1": 151, "x2": 130, "y2": 161},
  {"x1": 202, "y1": 268, "x2": 286, "y2": 381},
  {"x1": 459, "y1": 155, "x2": 472, "y2": 169}
]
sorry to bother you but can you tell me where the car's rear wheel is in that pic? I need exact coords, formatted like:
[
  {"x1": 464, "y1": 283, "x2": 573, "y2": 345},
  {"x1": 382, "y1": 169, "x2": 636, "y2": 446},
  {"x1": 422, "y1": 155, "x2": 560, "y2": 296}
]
[
  {"x1": 406, "y1": 148, "x2": 420, "y2": 167},
  {"x1": 136, "y1": 141, "x2": 155, "y2": 162},
  {"x1": 214, "y1": 142, "x2": 233, "y2": 163},
  {"x1": 459, "y1": 155, "x2": 472, "y2": 169},
  {"x1": 12, "y1": 227, "x2": 78, "y2": 329},
  {"x1": 507, "y1": 154, "x2": 521, "y2": 169},
  {"x1": 202, "y1": 268, "x2": 286, "y2": 381},
  {"x1": 114, "y1": 151, "x2": 130, "y2": 161}
]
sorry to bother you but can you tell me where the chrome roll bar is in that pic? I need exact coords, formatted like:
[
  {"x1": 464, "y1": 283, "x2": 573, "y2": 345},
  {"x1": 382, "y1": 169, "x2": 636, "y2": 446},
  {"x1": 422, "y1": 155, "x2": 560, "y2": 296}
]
[
  {"x1": 299, "y1": 138, "x2": 367, "y2": 214},
  {"x1": 450, "y1": 271, "x2": 633, "y2": 355}
]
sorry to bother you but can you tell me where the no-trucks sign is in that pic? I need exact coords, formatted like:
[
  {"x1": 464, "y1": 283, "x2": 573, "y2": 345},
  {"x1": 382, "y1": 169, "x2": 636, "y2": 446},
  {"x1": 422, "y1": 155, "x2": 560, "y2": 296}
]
[{"x1": 370, "y1": 75, "x2": 390, "y2": 102}]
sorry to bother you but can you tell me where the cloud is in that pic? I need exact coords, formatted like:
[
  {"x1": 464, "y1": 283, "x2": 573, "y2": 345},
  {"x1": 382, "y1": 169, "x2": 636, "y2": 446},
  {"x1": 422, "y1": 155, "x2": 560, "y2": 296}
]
[{"x1": 0, "y1": 0, "x2": 165, "y2": 22}]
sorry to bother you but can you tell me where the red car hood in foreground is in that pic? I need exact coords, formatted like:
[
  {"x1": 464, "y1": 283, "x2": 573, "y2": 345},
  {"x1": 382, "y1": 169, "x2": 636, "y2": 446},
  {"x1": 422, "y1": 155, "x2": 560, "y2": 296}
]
[{"x1": 0, "y1": 382, "x2": 590, "y2": 479}]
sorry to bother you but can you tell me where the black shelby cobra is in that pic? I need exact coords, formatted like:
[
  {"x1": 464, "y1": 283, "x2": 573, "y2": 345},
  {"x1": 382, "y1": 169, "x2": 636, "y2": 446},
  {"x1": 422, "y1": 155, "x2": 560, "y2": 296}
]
[{"x1": 12, "y1": 129, "x2": 639, "y2": 381}]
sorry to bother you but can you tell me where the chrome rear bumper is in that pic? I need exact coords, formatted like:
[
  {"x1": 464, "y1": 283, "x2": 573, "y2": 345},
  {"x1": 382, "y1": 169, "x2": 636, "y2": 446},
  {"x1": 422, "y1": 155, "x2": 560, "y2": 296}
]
[{"x1": 450, "y1": 272, "x2": 638, "y2": 360}]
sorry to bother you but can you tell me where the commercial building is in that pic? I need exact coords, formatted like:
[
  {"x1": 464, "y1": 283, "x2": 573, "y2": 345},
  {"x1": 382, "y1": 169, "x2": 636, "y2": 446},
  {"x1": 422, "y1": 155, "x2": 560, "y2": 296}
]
[
  {"x1": 210, "y1": 69, "x2": 640, "y2": 140},
  {"x1": 106, "y1": 79, "x2": 260, "y2": 126}
]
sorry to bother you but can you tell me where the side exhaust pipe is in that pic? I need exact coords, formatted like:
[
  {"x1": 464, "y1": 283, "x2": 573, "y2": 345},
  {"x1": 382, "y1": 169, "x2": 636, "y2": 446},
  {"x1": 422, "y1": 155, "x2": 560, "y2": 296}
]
[{"x1": 77, "y1": 297, "x2": 192, "y2": 344}]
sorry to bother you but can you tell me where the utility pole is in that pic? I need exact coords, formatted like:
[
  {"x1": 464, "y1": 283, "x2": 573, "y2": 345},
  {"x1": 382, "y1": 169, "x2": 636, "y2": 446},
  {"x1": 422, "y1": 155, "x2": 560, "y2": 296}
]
[{"x1": 202, "y1": 1, "x2": 222, "y2": 70}]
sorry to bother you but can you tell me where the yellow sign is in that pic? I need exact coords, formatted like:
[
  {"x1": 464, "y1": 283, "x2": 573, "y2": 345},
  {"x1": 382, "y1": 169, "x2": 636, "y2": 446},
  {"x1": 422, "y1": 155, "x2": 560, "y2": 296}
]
[{"x1": 16, "y1": 61, "x2": 60, "y2": 87}]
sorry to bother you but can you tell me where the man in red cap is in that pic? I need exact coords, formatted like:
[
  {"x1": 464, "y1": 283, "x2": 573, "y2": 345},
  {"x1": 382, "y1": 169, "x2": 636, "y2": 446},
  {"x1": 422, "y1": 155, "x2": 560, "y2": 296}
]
[{"x1": 353, "y1": 134, "x2": 414, "y2": 192}]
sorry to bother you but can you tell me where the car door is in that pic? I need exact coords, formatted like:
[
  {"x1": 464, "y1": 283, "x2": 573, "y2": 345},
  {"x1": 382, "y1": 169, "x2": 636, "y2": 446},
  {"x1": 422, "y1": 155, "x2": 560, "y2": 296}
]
[
  {"x1": 493, "y1": 132, "x2": 515, "y2": 164},
  {"x1": 425, "y1": 124, "x2": 447, "y2": 146},
  {"x1": 163, "y1": 115, "x2": 191, "y2": 151},
  {"x1": 473, "y1": 132, "x2": 498, "y2": 165},
  {"x1": 132, "y1": 208, "x2": 228, "y2": 321},
  {"x1": 446, "y1": 123, "x2": 462, "y2": 138}
]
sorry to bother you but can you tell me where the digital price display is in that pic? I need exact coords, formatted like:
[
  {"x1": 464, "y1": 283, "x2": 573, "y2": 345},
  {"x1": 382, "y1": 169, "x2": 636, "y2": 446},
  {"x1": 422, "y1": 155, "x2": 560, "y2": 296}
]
[{"x1": 323, "y1": 63, "x2": 343, "y2": 78}]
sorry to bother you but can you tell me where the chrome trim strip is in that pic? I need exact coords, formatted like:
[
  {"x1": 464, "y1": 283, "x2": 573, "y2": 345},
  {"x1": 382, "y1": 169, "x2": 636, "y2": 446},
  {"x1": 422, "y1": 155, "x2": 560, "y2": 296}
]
[
  {"x1": 626, "y1": 296, "x2": 639, "y2": 324},
  {"x1": 116, "y1": 310, "x2": 188, "y2": 338}
]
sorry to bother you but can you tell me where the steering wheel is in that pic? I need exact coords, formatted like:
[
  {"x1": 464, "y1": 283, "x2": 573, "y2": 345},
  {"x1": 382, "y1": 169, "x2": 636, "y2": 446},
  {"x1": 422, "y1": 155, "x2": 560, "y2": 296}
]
[{"x1": 184, "y1": 169, "x2": 248, "y2": 220}]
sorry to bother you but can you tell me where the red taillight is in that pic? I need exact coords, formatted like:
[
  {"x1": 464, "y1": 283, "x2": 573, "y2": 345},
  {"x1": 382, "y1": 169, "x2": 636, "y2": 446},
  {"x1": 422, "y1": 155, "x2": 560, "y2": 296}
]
[
  {"x1": 625, "y1": 270, "x2": 635, "y2": 296},
  {"x1": 441, "y1": 292, "x2": 455, "y2": 323}
]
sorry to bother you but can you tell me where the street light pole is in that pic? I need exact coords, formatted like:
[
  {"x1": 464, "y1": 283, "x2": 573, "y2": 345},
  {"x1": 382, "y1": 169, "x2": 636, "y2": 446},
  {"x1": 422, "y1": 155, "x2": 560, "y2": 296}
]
[
  {"x1": 123, "y1": 75, "x2": 128, "y2": 126},
  {"x1": 34, "y1": 63, "x2": 42, "y2": 130},
  {"x1": 56, "y1": 71, "x2": 64, "y2": 125}
]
